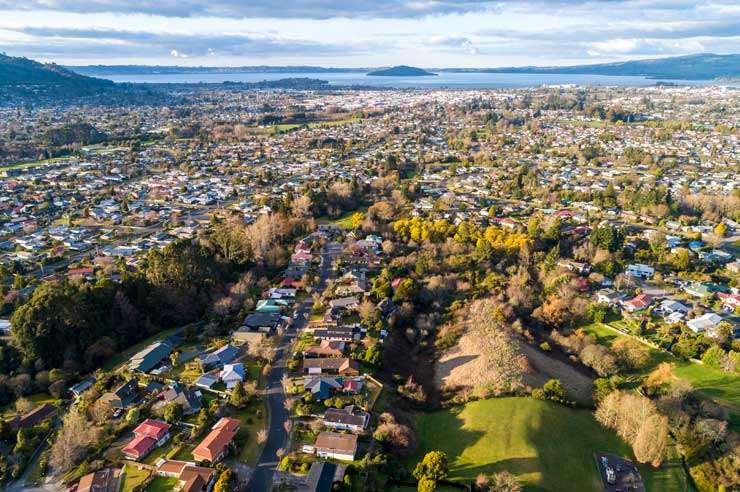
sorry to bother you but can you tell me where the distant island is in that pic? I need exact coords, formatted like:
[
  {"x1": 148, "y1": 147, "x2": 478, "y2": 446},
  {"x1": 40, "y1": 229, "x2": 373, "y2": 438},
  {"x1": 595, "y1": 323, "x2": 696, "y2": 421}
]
[{"x1": 367, "y1": 66, "x2": 437, "y2": 77}]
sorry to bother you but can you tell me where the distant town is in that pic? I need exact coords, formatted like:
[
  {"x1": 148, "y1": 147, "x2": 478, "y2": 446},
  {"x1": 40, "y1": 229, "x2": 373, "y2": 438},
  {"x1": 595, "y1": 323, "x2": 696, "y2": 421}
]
[{"x1": 0, "y1": 79, "x2": 738, "y2": 492}]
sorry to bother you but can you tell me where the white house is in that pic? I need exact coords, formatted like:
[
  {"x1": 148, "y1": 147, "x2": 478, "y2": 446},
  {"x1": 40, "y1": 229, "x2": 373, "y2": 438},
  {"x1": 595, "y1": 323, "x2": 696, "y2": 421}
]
[
  {"x1": 687, "y1": 313, "x2": 722, "y2": 334},
  {"x1": 626, "y1": 263, "x2": 655, "y2": 279}
]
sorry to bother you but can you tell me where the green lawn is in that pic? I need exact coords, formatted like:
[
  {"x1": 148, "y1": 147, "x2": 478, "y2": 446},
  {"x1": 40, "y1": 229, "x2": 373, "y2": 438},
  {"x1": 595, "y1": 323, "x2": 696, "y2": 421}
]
[
  {"x1": 223, "y1": 401, "x2": 267, "y2": 463},
  {"x1": 121, "y1": 464, "x2": 151, "y2": 492},
  {"x1": 412, "y1": 397, "x2": 687, "y2": 492},
  {"x1": 582, "y1": 322, "x2": 740, "y2": 429},
  {"x1": 145, "y1": 476, "x2": 178, "y2": 492}
]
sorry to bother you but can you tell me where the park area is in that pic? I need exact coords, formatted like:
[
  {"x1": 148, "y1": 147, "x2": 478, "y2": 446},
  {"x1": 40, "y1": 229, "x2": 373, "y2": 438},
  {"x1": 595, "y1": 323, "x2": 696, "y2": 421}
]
[{"x1": 411, "y1": 397, "x2": 689, "y2": 492}]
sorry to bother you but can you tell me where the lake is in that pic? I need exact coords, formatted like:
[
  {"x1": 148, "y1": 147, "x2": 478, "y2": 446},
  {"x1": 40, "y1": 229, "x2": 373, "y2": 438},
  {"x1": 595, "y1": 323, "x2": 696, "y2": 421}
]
[{"x1": 96, "y1": 71, "x2": 727, "y2": 88}]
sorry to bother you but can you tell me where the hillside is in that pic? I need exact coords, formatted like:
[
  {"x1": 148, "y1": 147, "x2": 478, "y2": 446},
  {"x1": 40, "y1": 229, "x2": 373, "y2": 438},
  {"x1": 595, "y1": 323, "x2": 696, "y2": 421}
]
[
  {"x1": 367, "y1": 65, "x2": 436, "y2": 76},
  {"x1": 445, "y1": 53, "x2": 740, "y2": 80},
  {"x1": 0, "y1": 53, "x2": 114, "y2": 100}
]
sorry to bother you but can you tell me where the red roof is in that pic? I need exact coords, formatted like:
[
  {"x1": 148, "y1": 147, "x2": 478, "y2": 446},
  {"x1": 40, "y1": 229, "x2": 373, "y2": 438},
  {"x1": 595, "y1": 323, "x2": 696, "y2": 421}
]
[
  {"x1": 122, "y1": 435, "x2": 156, "y2": 459},
  {"x1": 133, "y1": 419, "x2": 171, "y2": 440},
  {"x1": 192, "y1": 417, "x2": 240, "y2": 463}
]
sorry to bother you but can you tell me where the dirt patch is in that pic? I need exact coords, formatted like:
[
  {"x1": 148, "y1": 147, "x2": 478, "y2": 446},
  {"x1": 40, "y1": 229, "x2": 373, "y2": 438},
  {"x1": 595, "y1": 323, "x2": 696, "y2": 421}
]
[
  {"x1": 435, "y1": 329, "x2": 594, "y2": 405},
  {"x1": 518, "y1": 342, "x2": 594, "y2": 404}
]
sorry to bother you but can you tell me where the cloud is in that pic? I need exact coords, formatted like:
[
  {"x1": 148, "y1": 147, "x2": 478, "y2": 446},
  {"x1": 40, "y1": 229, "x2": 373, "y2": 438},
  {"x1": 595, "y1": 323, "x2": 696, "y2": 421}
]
[
  {"x1": 587, "y1": 38, "x2": 706, "y2": 56},
  {"x1": 0, "y1": 0, "x2": 497, "y2": 19},
  {"x1": 2, "y1": 26, "x2": 364, "y2": 59},
  {"x1": 425, "y1": 35, "x2": 478, "y2": 54}
]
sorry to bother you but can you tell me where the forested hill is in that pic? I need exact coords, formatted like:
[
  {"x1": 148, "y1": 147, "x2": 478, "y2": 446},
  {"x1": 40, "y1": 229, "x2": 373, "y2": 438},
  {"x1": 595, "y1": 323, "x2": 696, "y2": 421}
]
[
  {"x1": 0, "y1": 53, "x2": 114, "y2": 100},
  {"x1": 445, "y1": 53, "x2": 740, "y2": 80}
]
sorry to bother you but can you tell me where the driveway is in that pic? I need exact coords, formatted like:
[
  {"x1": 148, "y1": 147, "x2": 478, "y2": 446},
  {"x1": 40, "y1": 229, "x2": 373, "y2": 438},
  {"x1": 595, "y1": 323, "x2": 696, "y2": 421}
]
[{"x1": 246, "y1": 243, "x2": 337, "y2": 492}]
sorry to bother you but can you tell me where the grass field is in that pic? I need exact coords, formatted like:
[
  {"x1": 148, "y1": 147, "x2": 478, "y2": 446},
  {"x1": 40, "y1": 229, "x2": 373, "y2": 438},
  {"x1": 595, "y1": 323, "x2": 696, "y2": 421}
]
[
  {"x1": 145, "y1": 476, "x2": 178, "y2": 492},
  {"x1": 412, "y1": 397, "x2": 688, "y2": 492},
  {"x1": 316, "y1": 207, "x2": 367, "y2": 230},
  {"x1": 581, "y1": 322, "x2": 740, "y2": 429},
  {"x1": 1, "y1": 393, "x2": 58, "y2": 418},
  {"x1": 121, "y1": 464, "x2": 150, "y2": 492}
]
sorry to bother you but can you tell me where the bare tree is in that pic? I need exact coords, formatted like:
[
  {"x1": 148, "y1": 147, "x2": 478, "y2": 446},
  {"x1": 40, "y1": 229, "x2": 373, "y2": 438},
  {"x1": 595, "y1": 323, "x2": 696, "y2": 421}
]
[{"x1": 50, "y1": 408, "x2": 99, "y2": 474}]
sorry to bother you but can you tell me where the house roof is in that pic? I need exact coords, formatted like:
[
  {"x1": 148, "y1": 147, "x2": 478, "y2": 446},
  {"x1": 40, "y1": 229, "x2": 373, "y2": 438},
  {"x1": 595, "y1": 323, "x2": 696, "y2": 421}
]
[
  {"x1": 77, "y1": 468, "x2": 121, "y2": 492},
  {"x1": 192, "y1": 417, "x2": 240, "y2": 463},
  {"x1": 133, "y1": 419, "x2": 171, "y2": 440},
  {"x1": 122, "y1": 435, "x2": 156, "y2": 459},
  {"x1": 314, "y1": 432, "x2": 357, "y2": 454}
]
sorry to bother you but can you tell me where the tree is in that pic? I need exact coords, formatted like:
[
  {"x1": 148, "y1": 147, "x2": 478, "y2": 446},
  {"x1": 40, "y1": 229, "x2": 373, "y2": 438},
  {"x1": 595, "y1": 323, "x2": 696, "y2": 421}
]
[
  {"x1": 612, "y1": 338, "x2": 650, "y2": 370},
  {"x1": 163, "y1": 402, "x2": 183, "y2": 424},
  {"x1": 413, "y1": 451, "x2": 448, "y2": 482},
  {"x1": 351, "y1": 211, "x2": 365, "y2": 230},
  {"x1": 50, "y1": 408, "x2": 98, "y2": 474},
  {"x1": 542, "y1": 379, "x2": 566, "y2": 402},
  {"x1": 213, "y1": 468, "x2": 233, "y2": 492},
  {"x1": 229, "y1": 382, "x2": 248, "y2": 408}
]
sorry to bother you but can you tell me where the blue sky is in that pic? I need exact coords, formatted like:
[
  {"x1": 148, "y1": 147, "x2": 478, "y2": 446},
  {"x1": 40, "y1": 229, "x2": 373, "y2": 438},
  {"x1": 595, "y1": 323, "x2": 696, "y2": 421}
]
[{"x1": 0, "y1": 1, "x2": 738, "y2": 66}]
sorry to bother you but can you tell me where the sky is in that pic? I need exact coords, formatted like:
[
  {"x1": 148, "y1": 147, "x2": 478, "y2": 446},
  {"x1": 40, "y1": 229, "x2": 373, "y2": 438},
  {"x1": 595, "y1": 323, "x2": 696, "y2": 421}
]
[{"x1": 0, "y1": 1, "x2": 738, "y2": 67}]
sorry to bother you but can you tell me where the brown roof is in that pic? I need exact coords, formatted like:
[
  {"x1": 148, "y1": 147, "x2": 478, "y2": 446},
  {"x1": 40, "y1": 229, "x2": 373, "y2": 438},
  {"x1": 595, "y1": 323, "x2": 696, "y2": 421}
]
[
  {"x1": 180, "y1": 466, "x2": 215, "y2": 492},
  {"x1": 77, "y1": 468, "x2": 121, "y2": 492},
  {"x1": 192, "y1": 417, "x2": 240, "y2": 463},
  {"x1": 315, "y1": 431, "x2": 358, "y2": 454},
  {"x1": 303, "y1": 357, "x2": 358, "y2": 373},
  {"x1": 11, "y1": 403, "x2": 56, "y2": 429}
]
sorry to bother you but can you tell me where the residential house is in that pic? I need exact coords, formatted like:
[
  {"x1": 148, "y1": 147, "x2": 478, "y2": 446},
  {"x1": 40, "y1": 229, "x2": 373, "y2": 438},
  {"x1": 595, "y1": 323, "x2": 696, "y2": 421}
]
[
  {"x1": 161, "y1": 384, "x2": 202, "y2": 415},
  {"x1": 304, "y1": 377, "x2": 343, "y2": 400},
  {"x1": 329, "y1": 297, "x2": 359, "y2": 311},
  {"x1": 659, "y1": 300, "x2": 690, "y2": 322},
  {"x1": 201, "y1": 344, "x2": 240, "y2": 369},
  {"x1": 718, "y1": 293, "x2": 740, "y2": 312},
  {"x1": 195, "y1": 374, "x2": 219, "y2": 390},
  {"x1": 303, "y1": 358, "x2": 359, "y2": 376},
  {"x1": 122, "y1": 419, "x2": 171, "y2": 461},
  {"x1": 69, "y1": 377, "x2": 95, "y2": 398},
  {"x1": 308, "y1": 432, "x2": 358, "y2": 461},
  {"x1": 220, "y1": 363, "x2": 246, "y2": 390},
  {"x1": 323, "y1": 405, "x2": 369, "y2": 433},
  {"x1": 231, "y1": 328, "x2": 266, "y2": 346},
  {"x1": 687, "y1": 312, "x2": 723, "y2": 334},
  {"x1": 192, "y1": 417, "x2": 240, "y2": 463},
  {"x1": 625, "y1": 263, "x2": 655, "y2": 279},
  {"x1": 243, "y1": 312, "x2": 284, "y2": 334},
  {"x1": 255, "y1": 299, "x2": 288, "y2": 314},
  {"x1": 100, "y1": 379, "x2": 139, "y2": 409},
  {"x1": 304, "y1": 340, "x2": 346, "y2": 358},
  {"x1": 128, "y1": 341, "x2": 173, "y2": 373},
  {"x1": 313, "y1": 326, "x2": 361, "y2": 343},
  {"x1": 596, "y1": 289, "x2": 626, "y2": 306},
  {"x1": 75, "y1": 468, "x2": 122, "y2": 492},
  {"x1": 622, "y1": 294, "x2": 652, "y2": 313},
  {"x1": 10, "y1": 403, "x2": 56, "y2": 430},
  {"x1": 155, "y1": 460, "x2": 215, "y2": 492}
]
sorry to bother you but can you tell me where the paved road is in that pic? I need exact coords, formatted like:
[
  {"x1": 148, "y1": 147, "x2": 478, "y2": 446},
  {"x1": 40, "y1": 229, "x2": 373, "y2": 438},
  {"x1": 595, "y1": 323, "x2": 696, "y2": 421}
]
[{"x1": 246, "y1": 242, "x2": 338, "y2": 492}]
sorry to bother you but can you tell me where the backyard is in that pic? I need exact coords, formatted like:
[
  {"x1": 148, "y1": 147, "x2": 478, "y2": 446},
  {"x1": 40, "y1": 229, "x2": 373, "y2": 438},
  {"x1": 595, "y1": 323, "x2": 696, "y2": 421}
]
[{"x1": 411, "y1": 397, "x2": 688, "y2": 492}]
